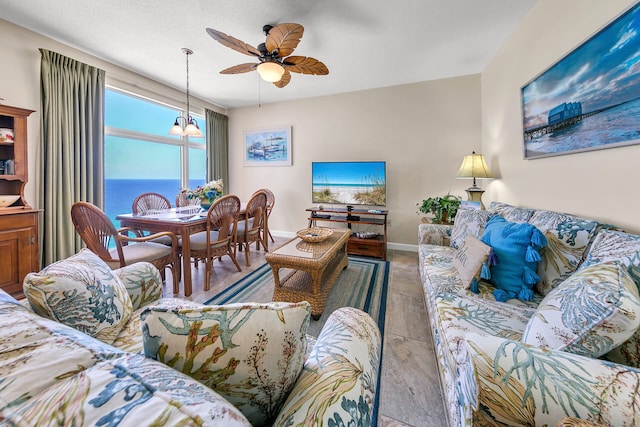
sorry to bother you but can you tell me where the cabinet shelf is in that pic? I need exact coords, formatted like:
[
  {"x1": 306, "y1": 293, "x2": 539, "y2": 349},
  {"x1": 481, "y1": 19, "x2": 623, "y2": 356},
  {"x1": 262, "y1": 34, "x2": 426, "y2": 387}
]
[
  {"x1": 306, "y1": 207, "x2": 388, "y2": 260},
  {"x1": 0, "y1": 104, "x2": 39, "y2": 298}
]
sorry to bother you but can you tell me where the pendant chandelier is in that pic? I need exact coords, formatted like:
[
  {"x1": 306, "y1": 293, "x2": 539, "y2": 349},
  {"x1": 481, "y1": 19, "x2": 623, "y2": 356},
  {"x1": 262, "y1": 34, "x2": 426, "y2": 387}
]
[{"x1": 169, "y1": 48, "x2": 204, "y2": 138}]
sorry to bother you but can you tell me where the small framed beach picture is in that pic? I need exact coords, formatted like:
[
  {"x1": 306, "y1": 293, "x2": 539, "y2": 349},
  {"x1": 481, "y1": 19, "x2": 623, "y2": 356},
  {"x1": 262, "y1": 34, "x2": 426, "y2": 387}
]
[
  {"x1": 521, "y1": 2, "x2": 640, "y2": 159},
  {"x1": 243, "y1": 126, "x2": 292, "y2": 166}
]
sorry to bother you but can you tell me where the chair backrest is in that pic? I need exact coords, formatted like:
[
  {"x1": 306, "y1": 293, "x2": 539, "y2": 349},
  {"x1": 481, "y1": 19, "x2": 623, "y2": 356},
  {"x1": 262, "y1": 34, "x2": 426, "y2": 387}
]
[
  {"x1": 244, "y1": 191, "x2": 267, "y2": 230},
  {"x1": 132, "y1": 192, "x2": 171, "y2": 214},
  {"x1": 254, "y1": 188, "x2": 275, "y2": 216},
  {"x1": 175, "y1": 189, "x2": 201, "y2": 208},
  {"x1": 71, "y1": 201, "x2": 121, "y2": 263},
  {"x1": 207, "y1": 194, "x2": 241, "y2": 240}
]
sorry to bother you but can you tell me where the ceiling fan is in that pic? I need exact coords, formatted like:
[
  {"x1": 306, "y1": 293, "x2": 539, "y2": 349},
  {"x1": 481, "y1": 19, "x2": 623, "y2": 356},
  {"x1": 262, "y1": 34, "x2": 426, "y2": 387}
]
[{"x1": 205, "y1": 23, "x2": 329, "y2": 88}]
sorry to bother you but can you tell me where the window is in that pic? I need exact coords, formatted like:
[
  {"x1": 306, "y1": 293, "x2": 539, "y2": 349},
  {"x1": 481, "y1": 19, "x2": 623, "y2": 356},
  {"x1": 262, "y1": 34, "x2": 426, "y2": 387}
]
[{"x1": 105, "y1": 88, "x2": 206, "y2": 225}]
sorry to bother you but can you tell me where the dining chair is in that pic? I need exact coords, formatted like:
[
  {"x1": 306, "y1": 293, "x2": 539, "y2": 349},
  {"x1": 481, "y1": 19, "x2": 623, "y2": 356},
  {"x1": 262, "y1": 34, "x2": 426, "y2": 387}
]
[
  {"x1": 253, "y1": 188, "x2": 275, "y2": 246},
  {"x1": 236, "y1": 190, "x2": 268, "y2": 266},
  {"x1": 131, "y1": 192, "x2": 175, "y2": 246},
  {"x1": 132, "y1": 192, "x2": 172, "y2": 214},
  {"x1": 181, "y1": 194, "x2": 242, "y2": 291},
  {"x1": 175, "y1": 189, "x2": 201, "y2": 208},
  {"x1": 71, "y1": 201, "x2": 181, "y2": 293}
]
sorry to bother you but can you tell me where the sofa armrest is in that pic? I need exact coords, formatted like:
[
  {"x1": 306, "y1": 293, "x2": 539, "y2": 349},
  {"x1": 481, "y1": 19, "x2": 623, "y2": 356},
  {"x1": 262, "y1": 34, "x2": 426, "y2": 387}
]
[
  {"x1": 418, "y1": 223, "x2": 452, "y2": 246},
  {"x1": 113, "y1": 262, "x2": 163, "y2": 310},
  {"x1": 462, "y1": 332, "x2": 640, "y2": 426},
  {"x1": 273, "y1": 307, "x2": 382, "y2": 427}
]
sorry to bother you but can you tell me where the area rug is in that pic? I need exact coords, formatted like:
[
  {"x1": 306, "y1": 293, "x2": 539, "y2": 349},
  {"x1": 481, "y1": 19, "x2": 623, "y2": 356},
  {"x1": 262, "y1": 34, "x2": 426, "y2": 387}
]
[
  {"x1": 204, "y1": 256, "x2": 389, "y2": 338},
  {"x1": 204, "y1": 255, "x2": 388, "y2": 426}
]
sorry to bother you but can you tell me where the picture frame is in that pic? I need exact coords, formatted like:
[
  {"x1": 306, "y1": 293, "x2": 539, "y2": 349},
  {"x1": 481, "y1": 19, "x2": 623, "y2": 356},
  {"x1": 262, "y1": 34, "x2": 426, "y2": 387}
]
[
  {"x1": 521, "y1": 3, "x2": 640, "y2": 159},
  {"x1": 243, "y1": 126, "x2": 292, "y2": 166}
]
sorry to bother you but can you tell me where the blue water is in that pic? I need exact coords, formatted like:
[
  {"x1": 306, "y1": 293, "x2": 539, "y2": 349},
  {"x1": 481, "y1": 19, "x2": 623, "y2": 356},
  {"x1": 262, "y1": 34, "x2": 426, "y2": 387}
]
[
  {"x1": 525, "y1": 97, "x2": 640, "y2": 157},
  {"x1": 105, "y1": 179, "x2": 202, "y2": 226}
]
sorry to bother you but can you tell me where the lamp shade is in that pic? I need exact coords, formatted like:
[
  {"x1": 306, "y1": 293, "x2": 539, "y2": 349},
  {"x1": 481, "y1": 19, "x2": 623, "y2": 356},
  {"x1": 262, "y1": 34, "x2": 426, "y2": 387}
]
[
  {"x1": 184, "y1": 122, "x2": 204, "y2": 138},
  {"x1": 456, "y1": 151, "x2": 493, "y2": 180},
  {"x1": 257, "y1": 62, "x2": 285, "y2": 82}
]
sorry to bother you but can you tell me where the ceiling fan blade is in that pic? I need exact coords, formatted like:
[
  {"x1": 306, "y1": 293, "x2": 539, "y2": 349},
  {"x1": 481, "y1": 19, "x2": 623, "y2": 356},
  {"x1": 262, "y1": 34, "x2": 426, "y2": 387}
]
[
  {"x1": 265, "y1": 23, "x2": 304, "y2": 57},
  {"x1": 220, "y1": 63, "x2": 258, "y2": 74},
  {"x1": 206, "y1": 28, "x2": 262, "y2": 57},
  {"x1": 273, "y1": 70, "x2": 292, "y2": 88},
  {"x1": 283, "y1": 56, "x2": 329, "y2": 75}
]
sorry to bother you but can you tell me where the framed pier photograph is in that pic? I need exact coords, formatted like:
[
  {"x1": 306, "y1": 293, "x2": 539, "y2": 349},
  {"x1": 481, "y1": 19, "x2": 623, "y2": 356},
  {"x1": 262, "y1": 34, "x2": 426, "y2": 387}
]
[
  {"x1": 521, "y1": 2, "x2": 640, "y2": 159},
  {"x1": 243, "y1": 126, "x2": 292, "y2": 166}
]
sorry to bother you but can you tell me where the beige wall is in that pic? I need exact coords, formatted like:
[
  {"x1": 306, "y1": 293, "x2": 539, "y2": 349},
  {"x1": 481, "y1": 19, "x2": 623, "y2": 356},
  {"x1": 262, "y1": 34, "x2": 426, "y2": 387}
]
[
  {"x1": 227, "y1": 76, "x2": 481, "y2": 247},
  {"x1": 481, "y1": 0, "x2": 640, "y2": 232}
]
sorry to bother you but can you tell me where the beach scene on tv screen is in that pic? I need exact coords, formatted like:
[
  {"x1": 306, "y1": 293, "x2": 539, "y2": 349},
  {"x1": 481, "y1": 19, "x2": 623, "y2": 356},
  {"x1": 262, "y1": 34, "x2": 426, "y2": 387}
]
[{"x1": 312, "y1": 161, "x2": 386, "y2": 206}]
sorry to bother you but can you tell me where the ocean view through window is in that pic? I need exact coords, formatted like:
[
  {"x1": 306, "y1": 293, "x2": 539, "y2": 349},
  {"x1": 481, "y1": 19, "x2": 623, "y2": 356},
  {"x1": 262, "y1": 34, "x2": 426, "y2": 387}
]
[{"x1": 105, "y1": 88, "x2": 206, "y2": 226}]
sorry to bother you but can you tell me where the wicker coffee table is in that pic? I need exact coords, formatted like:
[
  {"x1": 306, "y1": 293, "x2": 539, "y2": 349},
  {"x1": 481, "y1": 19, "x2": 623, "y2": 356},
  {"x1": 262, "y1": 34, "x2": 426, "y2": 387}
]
[{"x1": 266, "y1": 228, "x2": 350, "y2": 320}]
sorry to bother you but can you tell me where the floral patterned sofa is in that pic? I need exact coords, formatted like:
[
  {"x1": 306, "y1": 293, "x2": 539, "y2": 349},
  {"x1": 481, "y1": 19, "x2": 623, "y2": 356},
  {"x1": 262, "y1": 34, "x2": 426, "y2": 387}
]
[
  {"x1": 418, "y1": 202, "x2": 640, "y2": 427},
  {"x1": 0, "y1": 249, "x2": 381, "y2": 426}
]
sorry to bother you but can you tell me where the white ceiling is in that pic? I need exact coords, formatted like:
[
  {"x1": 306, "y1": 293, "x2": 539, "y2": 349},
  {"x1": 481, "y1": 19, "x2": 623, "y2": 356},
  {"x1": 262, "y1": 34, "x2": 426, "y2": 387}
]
[{"x1": 0, "y1": 0, "x2": 536, "y2": 109}]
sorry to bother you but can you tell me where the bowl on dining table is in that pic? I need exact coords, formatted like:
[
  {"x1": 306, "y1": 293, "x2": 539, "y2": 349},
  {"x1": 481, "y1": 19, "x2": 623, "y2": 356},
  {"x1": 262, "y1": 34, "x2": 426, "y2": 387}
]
[{"x1": 0, "y1": 195, "x2": 20, "y2": 208}]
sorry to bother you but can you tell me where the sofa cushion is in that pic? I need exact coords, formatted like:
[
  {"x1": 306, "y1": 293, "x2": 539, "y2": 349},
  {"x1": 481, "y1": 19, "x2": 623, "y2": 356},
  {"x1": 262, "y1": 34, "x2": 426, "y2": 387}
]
[
  {"x1": 481, "y1": 215, "x2": 547, "y2": 302},
  {"x1": 0, "y1": 297, "x2": 251, "y2": 426},
  {"x1": 529, "y1": 210, "x2": 600, "y2": 296},
  {"x1": 141, "y1": 301, "x2": 311, "y2": 426},
  {"x1": 112, "y1": 298, "x2": 203, "y2": 353},
  {"x1": 450, "y1": 209, "x2": 493, "y2": 249},
  {"x1": 452, "y1": 235, "x2": 492, "y2": 290},
  {"x1": 23, "y1": 248, "x2": 133, "y2": 344},
  {"x1": 522, "y1": 261, "x2": 640, "y2": 357},
  {"x1": 488, "y1": 201, "x2": 535, "y2": 223},
  {"x1": 582, "y1": 229, "x2": 640, "y2": 286}
]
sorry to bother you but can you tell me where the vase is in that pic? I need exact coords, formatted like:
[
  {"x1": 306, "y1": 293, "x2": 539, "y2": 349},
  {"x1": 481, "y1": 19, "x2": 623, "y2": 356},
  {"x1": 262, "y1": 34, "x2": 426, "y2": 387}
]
[{"x1": 200, "y1": 198, "x2": 213, "y2": 210}]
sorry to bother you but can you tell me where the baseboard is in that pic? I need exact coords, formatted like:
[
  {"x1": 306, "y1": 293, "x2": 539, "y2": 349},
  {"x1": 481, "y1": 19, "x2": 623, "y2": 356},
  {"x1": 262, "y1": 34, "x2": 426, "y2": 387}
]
[{"x1": 387, "y1": 242, "x2": 418, "y2": 252}]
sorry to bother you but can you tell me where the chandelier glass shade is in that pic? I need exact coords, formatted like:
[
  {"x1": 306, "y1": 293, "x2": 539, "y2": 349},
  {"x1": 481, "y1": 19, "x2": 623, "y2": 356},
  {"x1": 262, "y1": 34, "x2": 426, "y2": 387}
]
[{"x1": 169, "y1": 48, "x2": 203, "y2": 138}]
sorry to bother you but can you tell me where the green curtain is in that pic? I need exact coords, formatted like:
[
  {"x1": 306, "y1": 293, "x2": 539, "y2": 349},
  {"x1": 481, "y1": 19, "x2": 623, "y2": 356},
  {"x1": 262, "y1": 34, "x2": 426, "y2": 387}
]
[
  {"x1": 39, "y1": 49, "x2": 105, "y2": 265},
  {"x1": 205, "y1": 109, "x2": 229, "y2": 190}
]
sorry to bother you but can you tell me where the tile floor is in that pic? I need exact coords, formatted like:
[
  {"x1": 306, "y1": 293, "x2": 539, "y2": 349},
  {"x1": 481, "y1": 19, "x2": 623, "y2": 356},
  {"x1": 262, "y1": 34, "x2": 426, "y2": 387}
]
[{"x1": 164, "y1": 236, "x2": 448, "y2": 427}]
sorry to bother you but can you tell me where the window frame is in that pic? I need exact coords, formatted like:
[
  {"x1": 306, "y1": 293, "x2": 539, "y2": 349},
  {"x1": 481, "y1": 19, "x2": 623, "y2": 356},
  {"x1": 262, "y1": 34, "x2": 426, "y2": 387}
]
[{"x1": 104, "y1": 86, "x2": 206, "y2": 190}]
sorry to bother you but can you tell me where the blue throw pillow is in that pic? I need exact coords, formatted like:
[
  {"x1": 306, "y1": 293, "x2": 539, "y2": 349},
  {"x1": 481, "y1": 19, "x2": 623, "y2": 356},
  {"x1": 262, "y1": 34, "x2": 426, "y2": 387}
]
[{"x1": 480, "y1": 215, "x2": 547, "y2": 302}]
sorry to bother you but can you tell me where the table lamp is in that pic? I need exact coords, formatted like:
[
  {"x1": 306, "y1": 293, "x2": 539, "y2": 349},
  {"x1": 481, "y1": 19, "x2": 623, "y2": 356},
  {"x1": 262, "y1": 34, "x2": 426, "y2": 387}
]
[{"x1": 456, "y1": 151, "x2": 493, "y2": 209}]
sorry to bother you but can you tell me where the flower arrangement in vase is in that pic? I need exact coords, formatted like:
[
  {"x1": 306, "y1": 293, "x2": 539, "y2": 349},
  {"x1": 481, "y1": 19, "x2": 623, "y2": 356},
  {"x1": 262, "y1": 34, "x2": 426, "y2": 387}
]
[{"x1": 185, "y1": 179, "x2": 224, "y2": 208}]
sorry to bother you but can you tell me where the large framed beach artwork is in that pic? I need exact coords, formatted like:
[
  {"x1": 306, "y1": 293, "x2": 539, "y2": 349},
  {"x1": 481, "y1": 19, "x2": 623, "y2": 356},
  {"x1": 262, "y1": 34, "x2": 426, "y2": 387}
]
[
  {"x1": 243, "y1": 126, "x2": 292, "y2": 166},
  {"x1": 521, "y1": 2, "x2": 640, "y2": 159}
]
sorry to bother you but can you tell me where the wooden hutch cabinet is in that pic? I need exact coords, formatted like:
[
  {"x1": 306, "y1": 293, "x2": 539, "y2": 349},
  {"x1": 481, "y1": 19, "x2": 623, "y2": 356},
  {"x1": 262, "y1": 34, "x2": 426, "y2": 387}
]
[{"x1": 0, "y1": 104, "x2": 39, "y2": 298}]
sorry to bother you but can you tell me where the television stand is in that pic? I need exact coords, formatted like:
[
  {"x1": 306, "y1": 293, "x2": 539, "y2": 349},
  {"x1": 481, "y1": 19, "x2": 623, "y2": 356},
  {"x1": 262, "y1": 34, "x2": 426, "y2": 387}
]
[{"x1": 306, "y1": 207, "x2": 387, "y2": 260}]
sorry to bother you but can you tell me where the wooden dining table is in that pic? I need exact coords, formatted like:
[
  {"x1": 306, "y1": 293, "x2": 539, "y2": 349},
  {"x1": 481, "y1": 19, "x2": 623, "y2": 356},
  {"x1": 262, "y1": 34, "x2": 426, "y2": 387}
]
[
  {"x1": 116, "y1": 204, "x2": 248, "y2": 297},
  {"x1": 116, "y1": 206, "x2": 207, "y2": 297}
]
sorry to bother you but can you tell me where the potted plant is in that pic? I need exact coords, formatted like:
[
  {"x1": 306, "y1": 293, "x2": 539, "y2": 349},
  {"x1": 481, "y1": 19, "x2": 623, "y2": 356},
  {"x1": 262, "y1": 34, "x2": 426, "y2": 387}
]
[{"x1": 417, "y1": 193, "x2": 462, "y2": 224}]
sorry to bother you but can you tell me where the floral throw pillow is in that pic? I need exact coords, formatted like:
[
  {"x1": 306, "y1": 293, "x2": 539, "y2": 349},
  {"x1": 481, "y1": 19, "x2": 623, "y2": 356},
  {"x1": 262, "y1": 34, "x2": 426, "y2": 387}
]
[
  {"x1": 452, "y1": 235, "x2": 492, "y2": 290},
  {"x1": 449, "y1": 209, "x2": 493, "y2": 249},
  {"x1": 141, "y1": 301, "x2": 311, "y2": 426},
  {"x1": 522, "y1": 261, "x2": 640, "y2": 358},
  {"x1": 582, "y1": 229, "x2": 640, "y2": 286},
  {"x1": 23, "y1": 248, "x2": 133, "y2": 344},
  {"x1": 528, "y1": 210, "x2": 600, "y2": 295}
]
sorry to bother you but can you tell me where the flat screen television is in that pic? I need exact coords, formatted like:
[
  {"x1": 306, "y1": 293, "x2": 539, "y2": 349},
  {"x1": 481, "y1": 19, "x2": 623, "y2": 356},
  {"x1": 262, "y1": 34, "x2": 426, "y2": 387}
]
[{"x1": 312, "y1": 161, "x2": 386, "y2": 206}]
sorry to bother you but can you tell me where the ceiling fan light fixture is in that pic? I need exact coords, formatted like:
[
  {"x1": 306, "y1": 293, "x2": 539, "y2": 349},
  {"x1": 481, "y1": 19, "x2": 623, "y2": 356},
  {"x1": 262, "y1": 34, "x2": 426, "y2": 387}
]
[{"x1": 257, "y1": 61, "x2": 285, "y2": 82}]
